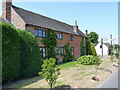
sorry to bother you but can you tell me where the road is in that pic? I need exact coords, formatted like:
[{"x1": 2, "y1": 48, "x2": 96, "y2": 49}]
[{"x1": 97, "y1": 70, "x2": 118, "y2": 88}]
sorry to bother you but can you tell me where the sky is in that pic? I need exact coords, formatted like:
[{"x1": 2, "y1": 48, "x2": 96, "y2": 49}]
[{"x1": 0, "y1": 1, "x2": 118, "y2": 44}]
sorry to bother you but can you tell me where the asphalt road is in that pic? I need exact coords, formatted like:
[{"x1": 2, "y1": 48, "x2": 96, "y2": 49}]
[{"x1": 97, "y1": 70, "x2": 118, "y2": 88}]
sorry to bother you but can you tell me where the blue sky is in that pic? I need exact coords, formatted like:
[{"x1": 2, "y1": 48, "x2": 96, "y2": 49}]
[{"x1": 0, "y1": 2, "x2": 118, "y2": 44}]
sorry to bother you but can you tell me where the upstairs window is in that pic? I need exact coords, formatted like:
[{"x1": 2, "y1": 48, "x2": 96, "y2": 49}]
[
  {"x1": 57, "y1": 33, "x2": 62, "y2": 40},
  {"x1": 70, "y1": 35, "x2": 74, "y2": 41},
  {"x1": 34, "y1": 29, "x2": 46, "y2": 38},
  {"x1": 56, "y1": 46, "x2": 64, "y2": 55}
]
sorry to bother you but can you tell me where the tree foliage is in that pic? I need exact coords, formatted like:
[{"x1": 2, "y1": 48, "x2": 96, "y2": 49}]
[
  {"x1": 39, "y1": 58, "x2": 60, "y2": 88},
  {"x1": 87, "y1": 32, "x2": 99, "y2": 43},
  {"x1": 42, "y1": 29, "x2": 57, "y2": 59},
  {"x1": 63, "y1": 42, "x2": 74, "y2": 62},
  {"x1": 80, "y1": 37, "x2": 85, "y2": 56},
  {"x1": 113, "y1": 44, "x2": 120, "y2": 51},
  {"x1": 87, "y1": 41, "x2": 97, "y2": 56}
]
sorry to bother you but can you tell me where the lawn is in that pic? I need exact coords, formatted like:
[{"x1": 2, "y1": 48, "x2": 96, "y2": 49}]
[
  {"x1": 3, "y1": 57, "x2": 118, "y2": 88},
  {"x1": 57, "y1": 61, "x2": 77, "y2": 70}
]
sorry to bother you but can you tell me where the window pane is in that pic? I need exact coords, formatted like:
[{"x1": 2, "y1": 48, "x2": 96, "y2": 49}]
[
  {"x1": 58, "y1": 33, "x2": 62, "y2": 40},
  {"x1": 34, "y1": 30, "x2": 38, "y2": 36},
  {"x1": 38, "y1": 30, "x2": 42, "y2": 37},
  {"x1": 60, "y1": 34, "x2": 62, "y2": 39},
  {"x1": 57, "y1": 34, "x2": 60, "y2": 39},
  {"x1": 70, "y1": 36, "x2": 74, "y2": 41},
  {"x1": 43, "y1": 31, "x2": 46, "y2": 37},
  {"x1": 43, "y1": 47, "x2": 46, "y2": 58}
]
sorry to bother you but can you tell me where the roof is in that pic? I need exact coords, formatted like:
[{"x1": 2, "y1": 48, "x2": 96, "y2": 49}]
[
  {"x1": 12, "y1": 5, "x2": 86, "y2": 37},
  {"x1": 0, "y1": 17, "x2": 13, "y2": 25},
  {"x1": 104, "y1": 43, "x2": 110, "y2": 48},
  {"x1": 94, "y1": 42, "x2": 110, "y2": 48}
]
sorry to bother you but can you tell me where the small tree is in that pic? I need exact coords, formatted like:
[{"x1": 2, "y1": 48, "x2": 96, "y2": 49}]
[
  {"x1": 80, "y1": 37, "x2": 84, "y2": 56},
  {"x1": 42, "y1": 29, "x2": 57, "y2": 59},
  {"x1": 63, "y1": 42, "x2": 74, "y2": 62},
  {"x1": 39, "y1": 58, "x2": 60, "y2": 88},
  {"x1": 87, "y1": 41, "x2": 97, "y2": 56}
]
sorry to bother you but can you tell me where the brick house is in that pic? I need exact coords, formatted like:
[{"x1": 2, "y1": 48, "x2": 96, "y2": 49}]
[{"x1": 1, "y1": 0, "x2": 87, "y2": 59}]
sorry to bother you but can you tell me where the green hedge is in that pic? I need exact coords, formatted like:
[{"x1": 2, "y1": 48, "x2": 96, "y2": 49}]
[
  {"x1": 2, "y1": 22, "x2": 42, "y2": 82},
  {"x1": 2, "y1": 23, "x2": 21, "y2": 82},
  {"x1": 18, "y1": 30, "x2": 42, "y2": 78},
  {"x1": 77, "y1": 55, "x2": 101, "y2": 65}
]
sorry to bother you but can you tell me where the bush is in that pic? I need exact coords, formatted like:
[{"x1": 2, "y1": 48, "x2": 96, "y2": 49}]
[
  {"x1": 77, "y1": 55, "x2": 101, "y2": 65},
  {"x1": 63, "y1": 42, "x2": 74, "y2": 62},
  {"x1": 18, "y1": 30, "x2": 42, "y2": 78},
  {"x1": 87, "y1": 41, "x2": 97, "y2": 56},
  {"x1": 39, "y1": 58, "x2": 60, "y2": 88},
  {"x1": 2, "y1": 23, "x2": 21, "y2": 82},
  {"x1": 115, "y1": 53, "x2": 119, "y2": 59}
]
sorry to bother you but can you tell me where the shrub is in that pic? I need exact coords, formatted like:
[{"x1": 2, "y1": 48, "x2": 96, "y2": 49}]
[
  {"x1": 77, "y1": 55, "x2": 101, "y2": 65},
  {"x1": 63, "y1": 42, "x2": 74, "y2": 62},
  {"x1": 87, "y1": 41, "x2": 97, "y2": 56},
  {"x1": 110, "y1": 51, "x2": 114, "y2": 61},
  {"x1": 115, "y1": 53, "x2": 119, "y2": 59},
  {"x1": 80, "y1": 37, "x2": 85, "y2": 56},
  {"x1": 2, "y1": 23, "x2": 21, "y2": 82},
  {"x1": 39, "y1": 58, "x2": 60, "y2": 88},
  {"x1": 18, "y1": 30, "x2": 42, "y2": 78}
]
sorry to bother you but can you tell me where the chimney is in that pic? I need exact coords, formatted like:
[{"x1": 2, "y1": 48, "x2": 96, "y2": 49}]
[
  {"x1": 73, "y1": 20, "x2": 78, "y2": 33},
  {"x1": 85, "y1": 30, "x2": 88, "y2": 36},
  {"x1": 2, "y1": 0, "x2": 12, "y2": 21}
]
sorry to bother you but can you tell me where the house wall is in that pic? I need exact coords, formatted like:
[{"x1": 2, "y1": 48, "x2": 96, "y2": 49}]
[
  {"x1": 95, "y1": 42, "x2": 109, "y2": 56},
  {"x1": 2, "y1": 1, "x2": 26, "y2": 30},
  {"x1": 11, "y1": 7, "x2": 26, "y2": 30},
  {"x1": 25, "y1": 25, "x2": 83, "y2": 58}
]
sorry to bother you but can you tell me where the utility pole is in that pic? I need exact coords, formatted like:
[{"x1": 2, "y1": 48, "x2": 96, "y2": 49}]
[
  {"x1": 110, "y1": 34, "x2": 112, "y2": 45},
  {"x1": 101, "y1": 38, "x2": 103, "y2": 58}
]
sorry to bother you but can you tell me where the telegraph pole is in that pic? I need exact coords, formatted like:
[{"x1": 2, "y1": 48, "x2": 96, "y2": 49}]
[
  {"x1": 110, "y1": 34, "x2": 112, "y2": 45},
  {"x1": 101, "y1": 38, "x2": 103, "y2": 58}
]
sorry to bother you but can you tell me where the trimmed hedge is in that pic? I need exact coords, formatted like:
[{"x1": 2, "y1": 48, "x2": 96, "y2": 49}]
[
  {"x1": 2, "y1": 23, "x2": 21, "y2": 82},
  {"x1": 77, "y1": 55, "x2": 101, "y2": 65},
  {"x1": 2, "y1": 22, "x2": 42, "y2": 82},
  {"x1": 18, "y1": 30, "x2": 42, "y2": 78}
]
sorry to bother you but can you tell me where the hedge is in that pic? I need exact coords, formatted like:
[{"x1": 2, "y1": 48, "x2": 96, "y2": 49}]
[
  {"x1": 2, "y1": 23, "x2": 21, "y2": 82},
  {"x1": 2, "y1": 22, "x2": 42, "y2": 82},
  {"x1": 18, "y1": 30, "x2": 42, "y2": 78}
]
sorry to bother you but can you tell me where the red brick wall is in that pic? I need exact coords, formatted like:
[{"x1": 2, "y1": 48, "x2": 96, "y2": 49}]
[
  {"x1": 11, "y1": 7, "x2": 26, "y2": 30},
  {"x1": 25, "y1": 25, "x2": 83, "y2": 58}
]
